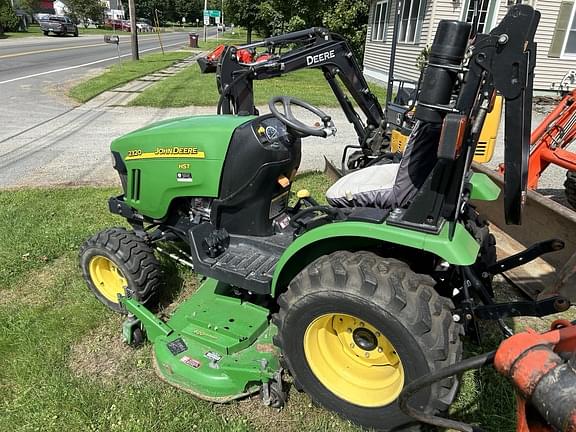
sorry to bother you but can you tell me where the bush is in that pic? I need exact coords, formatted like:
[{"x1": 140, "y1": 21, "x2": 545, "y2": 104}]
[{"x1": 0, "y1": 0, "x2": 19, "y2": 32}]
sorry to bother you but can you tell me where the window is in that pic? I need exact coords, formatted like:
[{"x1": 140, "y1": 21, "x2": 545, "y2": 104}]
[
  {"x1": 549, "y1": 1, "x2": 576, "y2": 58},
  {"x1": 563, "y1": 3, "x2": 576, "y2": 56},
  {"x1": 372, "y1": 1, "x2": 389, "y2": 41},
  {"x1": 461, "y1": 0, "x2": 498, "y2": 34},
  {"x1": 398, "y1": 0, "x2": 424, "y2": 44}
]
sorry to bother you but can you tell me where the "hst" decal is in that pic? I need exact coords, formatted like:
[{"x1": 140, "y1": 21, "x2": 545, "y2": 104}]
[{"x1": 306, "y1": 50, "x2": 336, "y2": 66}]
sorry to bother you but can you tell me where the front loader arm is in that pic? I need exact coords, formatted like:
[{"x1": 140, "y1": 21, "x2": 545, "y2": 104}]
[{"x1": 216, "y1": 28, "x2": 387, "y2": 155}]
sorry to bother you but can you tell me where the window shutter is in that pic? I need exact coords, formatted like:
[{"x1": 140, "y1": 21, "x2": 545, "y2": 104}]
[{"x1": 549, "y1": 0, "x2": 575, "y2": 58}]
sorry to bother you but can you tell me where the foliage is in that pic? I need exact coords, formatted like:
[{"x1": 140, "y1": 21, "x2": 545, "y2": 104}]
[
  {"x1": 223, "y1": 0, "x2": 262, "y2": 43},
  {"x1": 62, "y1": 0, "x2": 106, "y2": 25},
  {"x1": 415, "y1": 45, "x2": 430, "y2": 71},
  {"x1": 323, "y1": 0, "x2": 370, "y2": 62},
  {"x1": 135, "y1": 0, "x2": 205, "y2": 26},
  {"x1": 17, "y1": 0, "x2": 39, "y2": 15},
  {"x1": 0, "y1": 0, "x2": 19, "y2": 32},
  {"x1": 224, "y1": 0, "x2": 369, "y2": 61}
]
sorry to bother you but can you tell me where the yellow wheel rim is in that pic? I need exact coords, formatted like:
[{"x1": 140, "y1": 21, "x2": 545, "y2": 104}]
[
  {"x1": 304, "y1": 313, "x2": 404, "y2": 407},
  {"x1": 88, "y1": 256, "x2": 128, "y2": 303}
]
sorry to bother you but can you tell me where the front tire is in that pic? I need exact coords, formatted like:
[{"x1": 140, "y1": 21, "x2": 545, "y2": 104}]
[
  {"x1": 273, "y1": 251, "x2": 462, "y2": 431},
  {"x1": 79, "y1": 227, "x2": 162, "y2": 313},
  {"x1": 565, "y1": 171, "x2": 576, "y2": 209}
]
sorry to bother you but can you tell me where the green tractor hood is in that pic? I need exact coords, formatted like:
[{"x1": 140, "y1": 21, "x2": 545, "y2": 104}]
[{"x1": 111, "y1": 115, "x2": 254, "y2": 220}]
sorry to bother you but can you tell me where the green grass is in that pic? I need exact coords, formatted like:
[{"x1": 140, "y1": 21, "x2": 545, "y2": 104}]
[
  {"x1": 0, "y1": 24, "x2": 43, "y2": 38},
  {"x1": 129, "y1": 26, "x2": 387, "y2": 109},
  {"x1": 1, "y1": 175, "x2": 572, "y2": 432},
  {"x1": 68, "y1": 51, "x2": 191, "y2": 103},
  {"x1": 130, "y1": 63, "x2": 387, "y2": 108}
]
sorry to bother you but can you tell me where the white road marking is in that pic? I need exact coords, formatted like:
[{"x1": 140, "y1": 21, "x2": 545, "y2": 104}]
[{"x1": 0, "y1": 41, "x2": 187, "y2": 85}]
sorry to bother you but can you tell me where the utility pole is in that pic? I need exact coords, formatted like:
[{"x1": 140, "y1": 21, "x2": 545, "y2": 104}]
[
  {"x1": 203, "y1": 0, "x2": 208, "y2": 42},
  {"x1": 221, "y1": 0, "x2": 224, "y2": 27},
  {"x1": 128, "y1": 0, "x2": 139, "y2": 60}
]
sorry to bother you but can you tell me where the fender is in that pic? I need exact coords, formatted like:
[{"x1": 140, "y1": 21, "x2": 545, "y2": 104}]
[
  {"x1": 469, "y1": 172, "x2": 500, "y2": 201},
  {"x1": 270, "y1": 220, "x2": 480, "y2": 296}
]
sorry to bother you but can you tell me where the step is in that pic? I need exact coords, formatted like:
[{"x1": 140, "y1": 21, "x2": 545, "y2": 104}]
[{"x1": 189, "y1": 223, "x2": 285, "y2": 294}]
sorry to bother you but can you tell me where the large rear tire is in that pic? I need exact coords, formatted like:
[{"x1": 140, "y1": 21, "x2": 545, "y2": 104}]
[
  {"x1": 273, "y1": 251, "x2": 463, "y2": 431},
  {"x1": 565, "y1": 171, "x2": 576, "y2": 209},
  {"x1": 79, "y1": 227, "x2": 162, "y2": 313}
]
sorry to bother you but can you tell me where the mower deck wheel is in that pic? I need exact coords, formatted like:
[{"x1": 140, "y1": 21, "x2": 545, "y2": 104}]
[
  {"x1": 79, "y1": 227, "x2": 162, "y2": 313},
  {"x1": 273, "y1": 251, "x2": 463, "y2": 431},
  {"x1": 565, "y1": 171, "x2": 576, "y2": 209}
]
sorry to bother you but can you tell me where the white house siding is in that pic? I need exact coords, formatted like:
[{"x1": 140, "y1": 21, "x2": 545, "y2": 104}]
[
  {"x1": 364, "y1": 0, "x2": 435, "y2": 84},
  {"x1": 364, "y1": 0, "x2": 576, "y2": 91}
]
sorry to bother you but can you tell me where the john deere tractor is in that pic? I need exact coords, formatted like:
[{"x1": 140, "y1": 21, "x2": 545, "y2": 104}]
[{"x1": 80, "y1": 5, "x2": 570, "y2": 430}]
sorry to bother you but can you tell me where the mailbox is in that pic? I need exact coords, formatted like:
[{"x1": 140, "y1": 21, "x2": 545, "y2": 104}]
[{"x1": 104, "y1": 35, "x2": 120, "y2": 44}]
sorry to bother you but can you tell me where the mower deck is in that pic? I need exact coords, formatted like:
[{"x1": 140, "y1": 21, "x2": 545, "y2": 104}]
[{"x1": 123, "y1": 278, "x2": 280, "y2": 402}]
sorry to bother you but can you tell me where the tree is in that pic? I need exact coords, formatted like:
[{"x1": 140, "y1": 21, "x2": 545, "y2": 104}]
[
  {"x1": 323, "y1": 0, "x2": 369, "y2": 62},
  {"x1": 224, "y1": 0, "x2": 262, "y2": 43},
  {"x1": 0, "y1": 0, "x2": 19, "y2": 32},
  {"x1": 172, "y1": 0, "x2": 202, "y2": 25},
  {"x1": 18, "y1": 0, "x2": 40, "y2": 15},
  {"x1": 224, "y1": 0, "x2": 370, "y2": 61},
  {"x1": 62, "y1": 0, "x2": 106, "y2": 24},
  {"x1": 135, "y1": 0, "x2": 156, "y2": 22}
]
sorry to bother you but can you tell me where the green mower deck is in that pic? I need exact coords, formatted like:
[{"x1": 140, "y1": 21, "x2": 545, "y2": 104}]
[{"x1": 122, "y1": 278, "x2": 280, "y2": 402}]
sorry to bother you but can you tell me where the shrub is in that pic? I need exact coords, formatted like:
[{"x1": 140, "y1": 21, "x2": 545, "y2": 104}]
[{"x1": 0, "y1": 0, "x2": 19, "y2": 32}]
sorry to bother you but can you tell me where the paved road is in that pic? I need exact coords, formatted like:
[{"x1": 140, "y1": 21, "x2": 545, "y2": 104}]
[{"x1": 0, "y1": 29, "x2": 216, "y2": 144}]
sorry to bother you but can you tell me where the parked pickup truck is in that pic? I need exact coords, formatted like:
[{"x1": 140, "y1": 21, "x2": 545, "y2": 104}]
[{"x1": 40, "y1": 15, "x2": 78, "y2": 36}]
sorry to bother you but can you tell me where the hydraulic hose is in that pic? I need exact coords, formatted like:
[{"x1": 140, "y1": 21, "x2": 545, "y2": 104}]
[{"x1": 398, "y1": 350, "x2": 496, "y2": 432}]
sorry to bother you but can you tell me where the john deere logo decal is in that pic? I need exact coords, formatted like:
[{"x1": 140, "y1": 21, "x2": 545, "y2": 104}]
[{"x1": 126, "y1": 147, "x2": 206, "y2": 160}]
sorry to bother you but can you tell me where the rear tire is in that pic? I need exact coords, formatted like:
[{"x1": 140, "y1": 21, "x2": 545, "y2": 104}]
[
  {"x1": 273, "y1": 251, "x2": 463, "y2": 431},
  {"x1": 565, "y1": 171, "x2": 576, "y2": 209},
  {"x1": 79, "y1": 227, "x2": 162, "y2": 313},
  {"x1": 74, "y1": 29, "x2": 79, "y2": 37},
  {"x1": 43, "y1": 30, "x2": 48, "y2": 35}
]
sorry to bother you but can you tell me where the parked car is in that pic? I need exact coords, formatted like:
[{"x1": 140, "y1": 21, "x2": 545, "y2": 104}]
[
  {"x1": 103, "y1": 18, "x2": 130, "y2": 31},
  {"x1": 39, "y1": 15, "x2": 78, "y2": 37},
  {"x1": 136, "y1": 22, "x2": 153, "y2": 32},
  {"x1": 217, "y1": 23, "x2": 226, "y2": 32}
]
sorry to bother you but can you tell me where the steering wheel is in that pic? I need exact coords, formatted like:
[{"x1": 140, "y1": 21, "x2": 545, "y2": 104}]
[{"x1": 268, "y1": 96, "x2": 337, "y2": 138}]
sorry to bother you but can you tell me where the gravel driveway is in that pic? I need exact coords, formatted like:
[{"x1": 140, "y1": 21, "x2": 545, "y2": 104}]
[{"x1": 0, "y1": 78, "x2": 571, "y2": 211}]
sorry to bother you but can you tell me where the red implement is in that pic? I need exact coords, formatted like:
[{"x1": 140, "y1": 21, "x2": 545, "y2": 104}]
[
  {"x1": 528, "y1": 89, "x2": 576, "y2": 189},
  {"x1": 494, "y1": 321, "x2": 576, "y2": 432}
]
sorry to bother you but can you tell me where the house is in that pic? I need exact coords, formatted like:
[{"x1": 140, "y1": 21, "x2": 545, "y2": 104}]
[
  {"x1": 11, "y1": 0, "x2": 54, "y2": 25},
  {"x1": 363, "y1": 0, "x2": 576, "y2": 92},
  {"x1": 103, "y1": 0, "x2": 125, "y2": 20}
]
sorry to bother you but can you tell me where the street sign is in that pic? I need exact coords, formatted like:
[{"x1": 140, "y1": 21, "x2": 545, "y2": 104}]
[
  {"x1": 203, "y1": 9, "x2": 221, "y2": 17},
  {"x1": 215, "y1": 16, "x2": 220, "y2": 24},
  {"x1": 203, "y1": 16, "x2": 209, "y2": 25}
]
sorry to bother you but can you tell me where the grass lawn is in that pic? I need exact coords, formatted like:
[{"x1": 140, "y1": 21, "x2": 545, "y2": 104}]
[
  {"x1": 130, "y1": 63, "x2": 387, "y2": 108},
  {"x1": 68, "y1": 51, "x2": 191, "y2": 103},
  {"x1": 1, "y1": 24, "x2": 44, "y2": 38},
  {"x1": 128, "y1": 26, "x2": 388, "y2": 109},
  {"x1": 0, "y1": 173, "x2": 571, "y2": 431}
]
